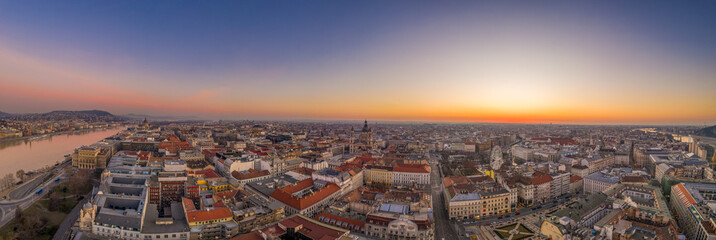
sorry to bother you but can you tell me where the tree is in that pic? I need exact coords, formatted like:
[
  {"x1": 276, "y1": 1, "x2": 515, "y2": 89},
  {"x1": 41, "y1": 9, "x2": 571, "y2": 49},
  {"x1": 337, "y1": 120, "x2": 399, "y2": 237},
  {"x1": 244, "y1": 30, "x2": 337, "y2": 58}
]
[
  {"x1": 15, "y1": 169, "x2": 25, "y2": 182},
  {"x1": 7, "y1": 174, "x2": 15, "y2": 187},
  {"x1": 13, "y1": 212, "x2": 45, "y2": 240},
  {"x1": 68, "y1": 170, "x2": 91, "y2": 196},
  {"x1": 48, "y1": 191, "x2": 61, "y2": 212},
  {"x1": 1, "y1": 174, "x2": 16, "y2": 190},
  {"x1": 14, "y1": 206, "x2": 22, "y2": 221}
]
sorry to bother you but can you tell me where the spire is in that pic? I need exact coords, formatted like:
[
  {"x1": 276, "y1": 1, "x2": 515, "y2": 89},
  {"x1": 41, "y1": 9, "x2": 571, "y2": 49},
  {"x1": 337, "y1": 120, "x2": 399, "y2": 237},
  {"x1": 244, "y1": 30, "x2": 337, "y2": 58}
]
[{"x1": 364, "y1": 120, "x2": 368, "y2": 128}]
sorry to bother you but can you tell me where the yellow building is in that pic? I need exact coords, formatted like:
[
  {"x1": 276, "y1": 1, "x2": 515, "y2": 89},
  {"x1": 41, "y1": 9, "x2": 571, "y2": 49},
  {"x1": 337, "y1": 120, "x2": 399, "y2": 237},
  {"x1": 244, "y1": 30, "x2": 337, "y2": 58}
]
[
  {"x1": 72, "y1": 146, "x2": 111, "y2": 169},
  {"x1": 448, "y1": 198, "x2": 482, "y2": 219},
  {"x1": 365, "y1": 166, "x2": 393, "y2": 186},
  {"x1": 479, "y1": 191, "x2": 511, "y2": 217},
  {"x1": 444, "y1": 176, "x2": 511, "y2": 220},
  {"x1": 196, "y1": 179, "x2": 233, "y2": 192},
  {"x1": 210, "y1": 181, "x2": 233, "y2": 192},
  {"x1": 540, "y1": 221, "x2": 566, "y2": 240}
]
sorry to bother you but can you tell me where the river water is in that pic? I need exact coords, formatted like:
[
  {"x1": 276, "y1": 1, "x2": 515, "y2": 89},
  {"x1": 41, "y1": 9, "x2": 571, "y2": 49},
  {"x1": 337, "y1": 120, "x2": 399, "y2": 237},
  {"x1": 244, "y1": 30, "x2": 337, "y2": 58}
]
[{"x1": 0, "y1": 128, "x2": 123, "y2": 177}]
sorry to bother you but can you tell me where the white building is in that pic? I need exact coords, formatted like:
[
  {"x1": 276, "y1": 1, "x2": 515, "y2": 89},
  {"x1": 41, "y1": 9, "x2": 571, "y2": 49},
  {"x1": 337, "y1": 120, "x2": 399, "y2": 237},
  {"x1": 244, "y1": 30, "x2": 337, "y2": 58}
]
[
  {"x1": 550, "y1": 172, "x2": 570, "y2": 198},
  {"x1": 584, "y1": 171, "x2": 620, "y2": 194},
  {"x1": 392, "y1": 164, "x2": 431, "y2": 186}
]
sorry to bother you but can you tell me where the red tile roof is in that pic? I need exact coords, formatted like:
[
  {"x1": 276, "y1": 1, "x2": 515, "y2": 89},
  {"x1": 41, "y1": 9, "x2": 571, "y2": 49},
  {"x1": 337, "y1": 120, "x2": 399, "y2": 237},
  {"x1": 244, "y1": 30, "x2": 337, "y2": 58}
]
[
  {"x1": 213, "y1": 190, "x2": 237, "y2": 201},
  {"x1": 291, "y1": 167, "x2": 315, "y2": 175},
  {"x1": 674, "y1": 183, "x2": 697, "y2": 207},
  {"x1": 530, "y1": 172, "x2": 553, "y2": 185},
  {"x1": 570, "y1": 175, "x2": 583, "y2": 183},
  {"x1": 202, "y1": 148, "x2": 225, "y2": 157},
  {"x1": 182, "y1": 198, "x2": 196, "y2": 212},
  {"x1": 188, "y1": 169, "x2": 220, "y2": 179},
  {"x1": 270, "y1": 180, "x2": 341, "y2": 210},
  {"x1": 550, "y1": 138, "x2": 580, "y2": 145},
  {"x1": 393, "y1": 164, "x2": 430, "y2": 173},
  {"x1": 280, "y1": 178, "x2": 315, "y2": 194},
  {"x1": 315, "y1": 212, "x2": 365, "y2": 232},
  {"x1": 232, "y1": 169, "x2": 270, "y2": 180},
  {"x1": 186, "y1": 207, "x2": 232, "y2": 223},
  {"x1": 182, "y1": 197, "x2": 232, "y2": 223},
  {"x1": 137, "y1": 151, "x2": 152, "y2": 160},
  {"x1": 231, "y1": 231, "x2": 263, "y2": 240},
  {"x1": 158, "y1": 141, "x2": 193, "y2": 153}
]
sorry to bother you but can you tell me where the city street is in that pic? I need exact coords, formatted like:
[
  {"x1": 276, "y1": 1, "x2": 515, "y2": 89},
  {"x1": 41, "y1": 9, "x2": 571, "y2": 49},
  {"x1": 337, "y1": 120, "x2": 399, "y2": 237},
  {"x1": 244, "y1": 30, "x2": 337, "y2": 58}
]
[
  {"x1": 0, "y1": 165, "x2": 68, "y2": 228},
  {"x1": 465, "y1": 194, "x2": 575, "y2": 229},
  {"x1": 9, "y1": 172, "x2": 50, "y2": 199},
  {"x1": 429, "y1": 154, "x2": 461, "y2": 240},
  {"x1": 426, "y1": 151, "x2": 578, "y2": 239}
]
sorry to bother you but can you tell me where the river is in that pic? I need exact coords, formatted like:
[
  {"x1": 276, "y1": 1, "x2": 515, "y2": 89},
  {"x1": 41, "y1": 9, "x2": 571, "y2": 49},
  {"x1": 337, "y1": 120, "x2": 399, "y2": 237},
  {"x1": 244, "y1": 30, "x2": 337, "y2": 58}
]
[{"x1": 0, "y1": 127, "x2": 123, "y2": 177}]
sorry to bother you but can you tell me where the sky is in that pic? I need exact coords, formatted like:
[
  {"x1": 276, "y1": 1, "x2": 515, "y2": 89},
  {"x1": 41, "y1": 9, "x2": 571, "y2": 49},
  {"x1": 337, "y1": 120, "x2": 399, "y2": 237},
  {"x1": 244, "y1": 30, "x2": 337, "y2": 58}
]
[{"x1": 0, "y1": 1, "x2": 715, "y2": 125}]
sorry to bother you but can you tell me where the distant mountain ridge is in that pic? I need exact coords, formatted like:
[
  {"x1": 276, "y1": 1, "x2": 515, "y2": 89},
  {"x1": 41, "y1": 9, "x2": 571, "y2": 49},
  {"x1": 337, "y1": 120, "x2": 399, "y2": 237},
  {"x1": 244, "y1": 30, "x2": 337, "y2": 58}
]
[
  {"x1": 1, "y1": 110, "x2": 124, "y2": 121},
  {"x1": 123, "y1": 113, "x2": 200, "y2": 121},
  {"x1": 0, "y1": 111, "x2": 12, "y2": 117},
  {"x1": 695, "y1": 125, "x2": 716, "y2": 138},
  {"x1": 47, "y1": 110, "x2": 113, "y2": 116}
]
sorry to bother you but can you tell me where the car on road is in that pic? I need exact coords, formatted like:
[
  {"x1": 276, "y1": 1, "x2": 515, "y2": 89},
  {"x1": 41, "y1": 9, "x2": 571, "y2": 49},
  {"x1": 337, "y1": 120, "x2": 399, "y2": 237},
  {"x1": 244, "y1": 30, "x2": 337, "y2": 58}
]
[
  {"x1": 515, "y1": 212, "x2": 520, "y2": 215},
  {"x1": 531, "y1": 207, "x2": 536, "y2": 210},
  {"x1": 498, "y1": 216, "x2": 503, "y2": 219}
]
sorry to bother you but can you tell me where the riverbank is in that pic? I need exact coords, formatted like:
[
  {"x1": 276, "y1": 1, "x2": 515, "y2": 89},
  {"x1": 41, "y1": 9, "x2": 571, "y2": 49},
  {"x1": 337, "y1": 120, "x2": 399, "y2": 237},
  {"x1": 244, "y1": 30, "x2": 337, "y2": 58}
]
[
  {"x1": 0, "y1": 127, "x2": 125, "y2": 178},
  {"x1": 0, "y1": 125, "x2": 126, "y2": 145},
  {"x1": 0, "y1": 172, "x2": 44, "y2": 200}
]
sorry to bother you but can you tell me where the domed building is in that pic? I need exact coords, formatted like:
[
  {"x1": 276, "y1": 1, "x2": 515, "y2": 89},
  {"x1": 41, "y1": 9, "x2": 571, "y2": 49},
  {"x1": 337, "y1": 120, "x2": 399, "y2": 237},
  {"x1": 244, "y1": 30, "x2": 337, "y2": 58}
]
[
  {"x1": 79, "y1": 202, "x2": 97, "y2": 231},
  {"x1": 350, "y1": 120, "x2": 375, "y2": 153}
]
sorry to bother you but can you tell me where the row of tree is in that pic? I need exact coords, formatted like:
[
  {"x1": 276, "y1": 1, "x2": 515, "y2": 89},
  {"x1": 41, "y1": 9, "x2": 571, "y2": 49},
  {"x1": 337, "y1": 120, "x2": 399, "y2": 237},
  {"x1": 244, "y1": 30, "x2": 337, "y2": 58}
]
[
  {"x1": 13, "y1": 205, "x2": 52, "y2": 240},
  {"x1": 0, "y1": 174, "x2": 15, "y2": 191},
  {"x1": 0, "y1": 169, "x2": 28, "y2": 192}
]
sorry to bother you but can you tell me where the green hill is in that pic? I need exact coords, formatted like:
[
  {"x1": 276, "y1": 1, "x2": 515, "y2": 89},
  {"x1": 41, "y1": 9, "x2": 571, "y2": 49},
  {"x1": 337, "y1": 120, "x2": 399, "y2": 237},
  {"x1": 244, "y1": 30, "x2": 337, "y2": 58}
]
[{"x1": 695, "y1": 125, "x2": 716, "y2": 138}]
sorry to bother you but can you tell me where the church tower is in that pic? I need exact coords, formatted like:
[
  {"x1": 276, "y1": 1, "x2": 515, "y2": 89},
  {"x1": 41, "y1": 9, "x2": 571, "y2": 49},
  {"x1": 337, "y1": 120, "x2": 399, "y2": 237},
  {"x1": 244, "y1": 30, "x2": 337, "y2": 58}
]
[
  {"x1": 142, "y1": 117, "x2": 150, "y2": 129},
  {"x1": 350, "y1": 127, "x2": 355, "y2": 144},
  {"x1": 359, "y1": 120, "x2": 373, "y2": 146}
]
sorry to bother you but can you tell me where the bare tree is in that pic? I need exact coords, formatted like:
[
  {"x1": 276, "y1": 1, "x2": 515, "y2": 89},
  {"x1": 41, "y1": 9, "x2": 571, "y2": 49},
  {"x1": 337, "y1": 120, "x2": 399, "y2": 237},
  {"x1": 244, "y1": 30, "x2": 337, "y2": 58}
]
[
  {"x1": 48, "y1": 191, "x2": 61, "y2": 211},
  {"x1": 7, "y1": 174, "x2": 15, "y2": 187},
  {"x1": 14, "y1": 211, "x2": 45, "y2": 240},
  {"x1": 69, "y1": 170, "x2": 91, "y2": 196},
  {"x1": 16, "y1": 169, "x2": 25, "y2": 182},
  {"x1": 0, "y1": 173, "x2": 16, "y2": 190},
  {"x1": 14, "y1": 205, "x2": 22, "y2": 220}
]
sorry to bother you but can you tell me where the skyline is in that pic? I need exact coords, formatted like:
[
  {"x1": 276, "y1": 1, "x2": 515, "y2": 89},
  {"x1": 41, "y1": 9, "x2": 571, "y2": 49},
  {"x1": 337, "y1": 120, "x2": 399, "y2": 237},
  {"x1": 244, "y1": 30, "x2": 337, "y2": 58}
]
[{"x1": 1, "y1": 1, "x2": 715, "y2": 125}]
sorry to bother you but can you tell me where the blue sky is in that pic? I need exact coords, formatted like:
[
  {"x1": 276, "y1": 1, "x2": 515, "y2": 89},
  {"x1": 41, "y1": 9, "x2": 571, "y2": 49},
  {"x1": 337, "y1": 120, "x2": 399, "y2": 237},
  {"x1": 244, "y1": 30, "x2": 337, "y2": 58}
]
[{"x1": 0, "y1": 1, "x2": 715, "y2": 124}]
